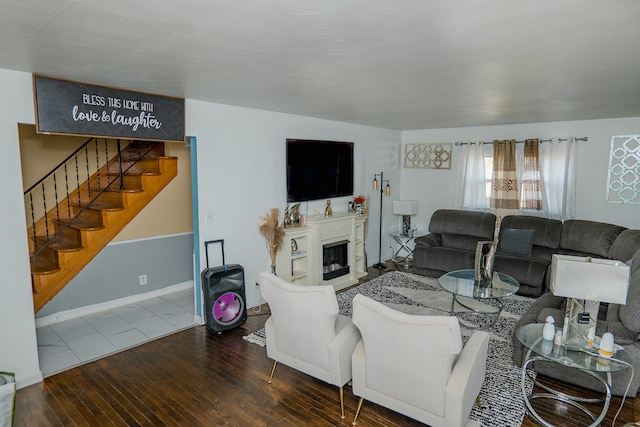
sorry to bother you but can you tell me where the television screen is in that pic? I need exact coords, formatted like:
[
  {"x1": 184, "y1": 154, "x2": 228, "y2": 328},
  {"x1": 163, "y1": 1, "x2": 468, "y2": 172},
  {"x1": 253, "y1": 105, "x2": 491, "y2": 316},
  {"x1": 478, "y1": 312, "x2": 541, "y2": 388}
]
[{"x1": 286, "y1": 139, "x2": 354, "y2": 203}]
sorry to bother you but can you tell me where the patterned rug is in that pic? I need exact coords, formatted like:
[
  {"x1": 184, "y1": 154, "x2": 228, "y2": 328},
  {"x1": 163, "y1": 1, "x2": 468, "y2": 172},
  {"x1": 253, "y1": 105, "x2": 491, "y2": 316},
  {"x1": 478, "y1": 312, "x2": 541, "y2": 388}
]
[{"x1": 244, "y1": 271, "x2": 536, "y2": 427}]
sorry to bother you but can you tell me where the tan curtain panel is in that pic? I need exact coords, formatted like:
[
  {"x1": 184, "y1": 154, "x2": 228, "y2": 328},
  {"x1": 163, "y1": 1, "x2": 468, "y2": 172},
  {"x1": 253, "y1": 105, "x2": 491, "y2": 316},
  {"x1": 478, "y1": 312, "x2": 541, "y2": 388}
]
[
  {"x1": 490, "y1": 140, "x2": 519, "y2": 210},
  {"x1": 521, "y1": 138, "x2": 542, "y2": 210}
]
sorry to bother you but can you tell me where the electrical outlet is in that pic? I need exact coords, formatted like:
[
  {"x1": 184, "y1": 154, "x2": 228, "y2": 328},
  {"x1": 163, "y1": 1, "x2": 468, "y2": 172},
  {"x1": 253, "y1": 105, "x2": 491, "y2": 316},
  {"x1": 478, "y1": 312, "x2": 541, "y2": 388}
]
[{"x1": 139, "y1": 274, "x2": 148, "y2": 286}]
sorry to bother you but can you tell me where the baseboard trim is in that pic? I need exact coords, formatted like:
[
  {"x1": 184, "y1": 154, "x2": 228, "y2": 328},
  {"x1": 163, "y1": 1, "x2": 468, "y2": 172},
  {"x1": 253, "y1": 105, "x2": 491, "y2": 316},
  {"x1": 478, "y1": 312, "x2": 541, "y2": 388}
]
[
  {"x1": 16, "y1": 371, "x2": 44, "y2": 390},
  {"x1": 35, "y1": 281, "x2": 194, "y2": 327}
]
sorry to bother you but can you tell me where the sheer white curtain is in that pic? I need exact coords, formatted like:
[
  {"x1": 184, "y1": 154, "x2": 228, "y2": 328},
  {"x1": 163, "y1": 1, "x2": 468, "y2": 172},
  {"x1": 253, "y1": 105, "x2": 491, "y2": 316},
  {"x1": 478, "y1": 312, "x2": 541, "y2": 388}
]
[
  {"x1": 538, "y1": 137, "x2": 577, "y2": 221},
  {"x1": 453, "y1": 142, "x2": 487, "y2": 210}
]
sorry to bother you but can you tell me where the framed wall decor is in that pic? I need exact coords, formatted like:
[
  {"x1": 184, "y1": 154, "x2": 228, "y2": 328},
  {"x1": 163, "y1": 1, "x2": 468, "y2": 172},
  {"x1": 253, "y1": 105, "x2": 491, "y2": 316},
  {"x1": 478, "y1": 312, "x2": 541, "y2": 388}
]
[
  {"x1": 606, "y1": 135, "x2": 640, "y2": 204},
  {"x1": 404, "y1": 143, "x2": 452, "y2": 169}
]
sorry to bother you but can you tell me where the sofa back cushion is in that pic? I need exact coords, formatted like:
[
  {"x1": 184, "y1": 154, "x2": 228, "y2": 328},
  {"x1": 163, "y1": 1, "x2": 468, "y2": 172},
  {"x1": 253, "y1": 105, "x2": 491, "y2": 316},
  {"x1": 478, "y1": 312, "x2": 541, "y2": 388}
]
[
  {"x1": 608, "y1": 229, "x2": 640, "y2": 262},
  {"x1": 619, "y1": 248, "x2": 640, "y2": 333},
  {"x1": 499, "y1": 215, "x2": 562, "y2": 249},
  {"x1": 559, "y1": 220, "x2": 626, "y2": 258},
  {"x1": 429, "y1": 210, "x2": 496, "y2": 251}
]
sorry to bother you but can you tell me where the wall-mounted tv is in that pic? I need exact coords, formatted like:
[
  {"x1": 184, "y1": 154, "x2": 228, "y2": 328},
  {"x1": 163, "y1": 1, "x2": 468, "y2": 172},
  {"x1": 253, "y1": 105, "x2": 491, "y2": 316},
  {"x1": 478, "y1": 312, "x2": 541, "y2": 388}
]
[{"x1": 286, "y1": 139, "x2": 354, "y2": 203}]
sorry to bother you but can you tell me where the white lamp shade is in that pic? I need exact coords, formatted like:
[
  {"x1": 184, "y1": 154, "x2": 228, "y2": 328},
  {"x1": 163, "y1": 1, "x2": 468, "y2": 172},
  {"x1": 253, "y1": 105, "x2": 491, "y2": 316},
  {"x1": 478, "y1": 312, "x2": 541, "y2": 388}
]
[
  {"x1": 550, "y1": 254, "x2": 630, "y2": 304},
  {"x1": 392, "y1": 200, "x2": 417, "y2": 215}
]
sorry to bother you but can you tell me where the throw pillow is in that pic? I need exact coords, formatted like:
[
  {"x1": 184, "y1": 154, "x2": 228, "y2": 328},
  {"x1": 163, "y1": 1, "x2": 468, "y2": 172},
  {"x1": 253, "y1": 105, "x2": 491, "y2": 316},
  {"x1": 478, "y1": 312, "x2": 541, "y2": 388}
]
[{"x1": 499, "y1": 228, "x2": 536, "y2": 256}]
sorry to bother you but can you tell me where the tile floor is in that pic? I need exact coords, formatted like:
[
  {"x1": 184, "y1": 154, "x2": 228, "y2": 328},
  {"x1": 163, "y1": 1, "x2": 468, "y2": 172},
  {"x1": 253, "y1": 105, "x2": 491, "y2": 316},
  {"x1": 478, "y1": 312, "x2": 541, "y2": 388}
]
[{"x1": 36, "y1": 287, "x2": 196, "y2": 377}]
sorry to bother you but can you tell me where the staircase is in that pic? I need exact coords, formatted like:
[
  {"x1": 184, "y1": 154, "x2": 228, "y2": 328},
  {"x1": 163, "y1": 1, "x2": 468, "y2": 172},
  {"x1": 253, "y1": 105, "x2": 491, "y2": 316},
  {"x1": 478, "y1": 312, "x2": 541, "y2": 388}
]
[{"x1": 25, "y1": 139, "x2": 178, "y2": 312}]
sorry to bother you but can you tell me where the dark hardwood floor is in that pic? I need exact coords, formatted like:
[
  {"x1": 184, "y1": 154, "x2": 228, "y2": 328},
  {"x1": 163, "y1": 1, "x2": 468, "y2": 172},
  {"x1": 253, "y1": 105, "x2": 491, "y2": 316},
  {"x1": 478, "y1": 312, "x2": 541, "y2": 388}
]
[{"x1": 15, "y1": 262, "x2": 639, "y2": 426}]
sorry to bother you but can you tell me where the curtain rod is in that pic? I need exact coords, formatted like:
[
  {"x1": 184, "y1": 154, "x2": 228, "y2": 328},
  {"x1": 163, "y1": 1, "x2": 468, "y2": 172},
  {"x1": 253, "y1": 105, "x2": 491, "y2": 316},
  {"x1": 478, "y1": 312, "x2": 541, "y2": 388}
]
[{"x1": 454, "y1": 137, "x2": 588, "y2": 146}]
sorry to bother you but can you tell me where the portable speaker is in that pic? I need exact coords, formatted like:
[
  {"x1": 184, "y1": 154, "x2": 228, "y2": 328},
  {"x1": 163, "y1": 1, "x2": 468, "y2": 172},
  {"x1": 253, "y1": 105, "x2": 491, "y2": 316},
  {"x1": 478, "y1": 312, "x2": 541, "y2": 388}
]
[{"x1": 201, "y1": 264, "x2": 247, "y2": 333}]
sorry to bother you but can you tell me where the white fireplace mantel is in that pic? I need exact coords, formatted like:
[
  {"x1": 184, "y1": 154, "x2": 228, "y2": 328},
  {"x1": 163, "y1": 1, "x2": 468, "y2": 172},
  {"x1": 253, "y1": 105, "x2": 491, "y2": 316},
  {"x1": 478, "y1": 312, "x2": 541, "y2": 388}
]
[{"x1": 275, "y1": 212, "x2": 367, "y2": 291}]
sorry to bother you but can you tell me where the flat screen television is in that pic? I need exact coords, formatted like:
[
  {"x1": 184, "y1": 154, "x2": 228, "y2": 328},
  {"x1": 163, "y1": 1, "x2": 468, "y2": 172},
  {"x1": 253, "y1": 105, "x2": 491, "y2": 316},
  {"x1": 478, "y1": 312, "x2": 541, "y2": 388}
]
[{"x1": 286, "y1": 139, "x2": 354, "y2": 203}]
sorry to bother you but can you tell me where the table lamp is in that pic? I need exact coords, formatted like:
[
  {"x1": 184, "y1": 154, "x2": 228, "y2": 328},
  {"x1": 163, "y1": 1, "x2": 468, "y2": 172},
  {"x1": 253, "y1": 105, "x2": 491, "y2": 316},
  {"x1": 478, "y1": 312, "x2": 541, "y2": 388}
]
[
  {"x1": 392, "y1": 200, "x2": 417, "y2": 236},
  {"x1": 550, "y1": 254, "x2": 630, "y2": 350}
]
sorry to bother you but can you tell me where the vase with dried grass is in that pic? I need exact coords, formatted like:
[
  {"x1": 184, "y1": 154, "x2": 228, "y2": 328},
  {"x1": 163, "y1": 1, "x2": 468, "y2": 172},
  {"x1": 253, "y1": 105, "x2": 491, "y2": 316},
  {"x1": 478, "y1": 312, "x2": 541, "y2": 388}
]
[{"x1": 259, "y1": 208, "x2": 285, "y2": 275}]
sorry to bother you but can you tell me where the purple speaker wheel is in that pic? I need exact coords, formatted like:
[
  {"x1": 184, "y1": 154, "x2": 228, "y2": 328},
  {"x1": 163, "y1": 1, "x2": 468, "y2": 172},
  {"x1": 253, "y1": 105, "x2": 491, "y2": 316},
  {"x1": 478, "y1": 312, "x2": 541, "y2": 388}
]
[{"x1": 213, "y1": 291, "x2": 245, "y2": 325}]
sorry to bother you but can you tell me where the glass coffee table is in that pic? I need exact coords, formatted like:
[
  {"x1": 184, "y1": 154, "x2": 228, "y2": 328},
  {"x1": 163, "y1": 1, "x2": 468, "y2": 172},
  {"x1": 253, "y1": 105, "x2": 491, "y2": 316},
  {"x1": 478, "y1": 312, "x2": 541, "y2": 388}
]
[
  {"x1": 516, "y1": 323, "x2": 631, "y2": 427},
  {"x1": 438, "y1": 269, "x2": 520, "y2": 329}
]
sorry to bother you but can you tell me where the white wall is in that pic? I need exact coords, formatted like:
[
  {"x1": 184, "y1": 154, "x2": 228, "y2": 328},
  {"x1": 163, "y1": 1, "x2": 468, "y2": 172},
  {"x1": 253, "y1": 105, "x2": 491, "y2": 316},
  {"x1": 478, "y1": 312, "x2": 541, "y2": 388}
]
[
  {"x1": 0, "y1": 69, "x2": 42, "y2": 387},
  {"x1": 401, "y1": 118, "x2": 640, "y2": 233},
  {"x1": 186, "y1": 100, "x2": 401, "y2": 308}
]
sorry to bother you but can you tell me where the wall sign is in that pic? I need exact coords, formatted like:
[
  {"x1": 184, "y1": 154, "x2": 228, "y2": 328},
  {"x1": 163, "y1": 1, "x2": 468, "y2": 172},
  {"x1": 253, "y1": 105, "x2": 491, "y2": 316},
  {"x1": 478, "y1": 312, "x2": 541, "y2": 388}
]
[{"x1": 33, "y1": 75, "x2": 185, "y2": 142}]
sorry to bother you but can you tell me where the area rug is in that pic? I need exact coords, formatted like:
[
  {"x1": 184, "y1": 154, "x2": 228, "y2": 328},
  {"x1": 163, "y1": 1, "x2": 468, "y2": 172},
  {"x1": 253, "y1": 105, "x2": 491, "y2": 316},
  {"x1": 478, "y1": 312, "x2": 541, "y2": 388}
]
[{"x1": 244, "y1": 271, "x2": 536, "y2": 427}]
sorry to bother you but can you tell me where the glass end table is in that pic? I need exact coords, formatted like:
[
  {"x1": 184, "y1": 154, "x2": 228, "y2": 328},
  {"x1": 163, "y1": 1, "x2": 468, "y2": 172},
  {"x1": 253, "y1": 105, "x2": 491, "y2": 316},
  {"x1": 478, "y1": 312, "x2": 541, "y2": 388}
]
[
  {"x1": 437, "y1": 269, "x2": 519, "y2": 329},
  {"x1": 516, "y1": 323, "x2": 631, "y2": 427},
  {"x1": 389, "y1": 231, "x2": 422, "y2": 269}
]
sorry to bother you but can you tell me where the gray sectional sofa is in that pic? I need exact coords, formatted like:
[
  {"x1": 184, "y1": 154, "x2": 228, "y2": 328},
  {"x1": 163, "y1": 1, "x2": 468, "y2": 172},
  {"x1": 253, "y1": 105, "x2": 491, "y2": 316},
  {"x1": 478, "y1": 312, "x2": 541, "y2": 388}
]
[
  {"x1": 412, "y1": 208, "x2": 640, "y2": 396},
  {"x1": 413, "y1": 209, "x2": 631, "y2": 297}
]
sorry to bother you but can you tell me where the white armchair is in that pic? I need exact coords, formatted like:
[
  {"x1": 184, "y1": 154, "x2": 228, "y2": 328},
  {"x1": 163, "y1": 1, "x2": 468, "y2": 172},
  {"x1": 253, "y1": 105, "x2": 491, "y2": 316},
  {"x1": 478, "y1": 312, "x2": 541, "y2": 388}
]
[
  {"x1": 258, "y1": 272, "x2": 361, "y2": 419},
  {"x1": 350, "y1": 294, "x2": 489, "y2": 427}
]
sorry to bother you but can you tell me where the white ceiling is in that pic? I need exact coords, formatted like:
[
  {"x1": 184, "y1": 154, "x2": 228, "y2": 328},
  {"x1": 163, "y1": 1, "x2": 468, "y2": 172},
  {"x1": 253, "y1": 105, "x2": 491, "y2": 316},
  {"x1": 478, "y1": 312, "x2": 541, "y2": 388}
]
[{"x1": 1, "y1": 0, "x2": 639, "y2": 130}]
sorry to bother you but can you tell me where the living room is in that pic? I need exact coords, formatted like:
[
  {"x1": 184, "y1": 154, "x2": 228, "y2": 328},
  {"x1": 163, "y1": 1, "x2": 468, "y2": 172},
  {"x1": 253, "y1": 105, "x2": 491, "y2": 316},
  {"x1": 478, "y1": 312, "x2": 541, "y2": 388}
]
[{"x1": 1, "y1": 2, "x2": 640, "y2": 425}]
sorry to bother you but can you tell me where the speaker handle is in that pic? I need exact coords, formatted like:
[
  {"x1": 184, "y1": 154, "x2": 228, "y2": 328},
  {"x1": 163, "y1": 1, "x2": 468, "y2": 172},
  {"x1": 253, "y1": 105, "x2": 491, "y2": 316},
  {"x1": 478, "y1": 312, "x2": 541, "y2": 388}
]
[{"x1": 204, "y1": 239, "x2": 225, "y2": 268}]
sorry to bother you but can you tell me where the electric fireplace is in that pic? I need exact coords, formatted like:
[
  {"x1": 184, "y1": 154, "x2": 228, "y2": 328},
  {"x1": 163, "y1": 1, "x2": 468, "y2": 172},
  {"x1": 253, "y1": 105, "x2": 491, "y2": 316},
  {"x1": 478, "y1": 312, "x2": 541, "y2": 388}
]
[{"x1": 323, "y1": 240, "x2": 350, "y2": 280}]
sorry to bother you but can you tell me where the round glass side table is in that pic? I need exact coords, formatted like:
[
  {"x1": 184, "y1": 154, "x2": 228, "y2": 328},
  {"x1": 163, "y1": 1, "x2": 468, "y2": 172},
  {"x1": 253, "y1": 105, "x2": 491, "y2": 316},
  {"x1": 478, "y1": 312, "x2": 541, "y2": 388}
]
[
  {"x1": 516, "y1": 323, "x2": 631, "y2": 427},
  {"x1": 438, "y1": 269, "x2": 519, "y2": 329}
]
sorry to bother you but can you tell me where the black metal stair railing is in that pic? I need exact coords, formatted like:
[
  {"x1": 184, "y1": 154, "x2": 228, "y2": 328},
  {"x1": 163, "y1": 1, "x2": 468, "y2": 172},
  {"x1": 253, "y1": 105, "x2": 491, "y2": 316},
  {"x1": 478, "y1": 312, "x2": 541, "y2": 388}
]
[{"x1": 24, "y1": 138, "x2": 161, "y2": 260}]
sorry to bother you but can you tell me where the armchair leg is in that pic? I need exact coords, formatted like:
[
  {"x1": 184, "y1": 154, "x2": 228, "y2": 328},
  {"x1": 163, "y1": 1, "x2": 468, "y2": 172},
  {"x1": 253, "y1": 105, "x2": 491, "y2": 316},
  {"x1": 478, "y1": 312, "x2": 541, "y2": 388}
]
[
  {"x1": 268, "y1": 360, "x2": 277, "y2": 384},
  {"x1": 352, "y1": 397, "x2": 364, "y2": 425},
  {"x1": 339, "y1": 386, "x2": 345, "y2": 419}
]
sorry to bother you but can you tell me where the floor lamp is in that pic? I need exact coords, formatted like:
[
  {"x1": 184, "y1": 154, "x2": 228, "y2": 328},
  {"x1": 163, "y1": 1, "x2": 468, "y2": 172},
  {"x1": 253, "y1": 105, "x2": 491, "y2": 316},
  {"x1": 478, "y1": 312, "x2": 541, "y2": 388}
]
[{"x1": 372, "y1": 172, "x2": 391, "y2": 269}]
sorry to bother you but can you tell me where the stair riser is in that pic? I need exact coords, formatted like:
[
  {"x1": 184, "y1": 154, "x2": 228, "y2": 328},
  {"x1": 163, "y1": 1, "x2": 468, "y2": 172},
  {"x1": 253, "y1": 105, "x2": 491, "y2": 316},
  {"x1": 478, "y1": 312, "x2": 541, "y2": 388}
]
[
  {"x1": 100, "y1": 174, "x2": 143, "y2": 190},
  {"x1": 73, "y1": 190, "x2": 125, "y2": 209}
]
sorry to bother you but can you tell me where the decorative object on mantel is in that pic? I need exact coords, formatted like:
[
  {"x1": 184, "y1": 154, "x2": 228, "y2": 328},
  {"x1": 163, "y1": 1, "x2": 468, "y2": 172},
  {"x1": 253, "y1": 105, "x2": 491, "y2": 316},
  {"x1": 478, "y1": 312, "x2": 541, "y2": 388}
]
[
  {"x1": 372, "y1": 172, "x2": 391, "y2": 269},
  {"x1": 606, "y1": 134, "x2": 640, "y2": 204},
  {"x1": 324, "y1": 199, "x2": 333, "y2": 217},
  {"x1": 350, "y1": 195, "x2": 367, "y2": 216},
  {"x1": 259, "y1": 208, "x2": 285, "y2": 274},
  {"x1": 404, "y1": 143, "x2": 452, "y2": 169},
  {"x1": 283, "y1": 203, "x2": 301, "y2": 228}
]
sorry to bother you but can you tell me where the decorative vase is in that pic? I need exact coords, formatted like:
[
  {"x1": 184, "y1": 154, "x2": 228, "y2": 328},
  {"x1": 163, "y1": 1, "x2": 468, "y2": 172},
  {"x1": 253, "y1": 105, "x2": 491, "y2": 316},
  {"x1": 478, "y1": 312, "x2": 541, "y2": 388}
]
[
  {"x1": 325, "y1": 200, "x2": 332, "y2": 217},
  {"x1": 355, "y1": 203, "x2": 364, "y2": 216},
  {"x1": 543, "y1": 316, "x2": 555, "y2": 341},
  {"x1": 474, "y1": 241, "x2": 496, "y2": 282}
]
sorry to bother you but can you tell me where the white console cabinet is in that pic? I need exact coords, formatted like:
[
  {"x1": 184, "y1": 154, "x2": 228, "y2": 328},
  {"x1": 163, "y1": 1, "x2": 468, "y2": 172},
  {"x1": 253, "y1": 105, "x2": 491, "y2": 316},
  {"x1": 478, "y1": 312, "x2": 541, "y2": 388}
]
[{"x1": 276, "y1": 212, "x2": 367, "y2": 291}]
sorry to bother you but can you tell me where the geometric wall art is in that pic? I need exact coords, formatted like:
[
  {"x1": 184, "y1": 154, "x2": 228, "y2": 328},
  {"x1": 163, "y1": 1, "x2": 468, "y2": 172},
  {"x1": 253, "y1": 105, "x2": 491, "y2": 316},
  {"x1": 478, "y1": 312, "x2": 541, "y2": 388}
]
[
  {"x1": 403, "y1": 143, "x2": 452, "y2": 169},
  {"x1": 606, "y1": 134, "x2": 640, "y2": 204}
]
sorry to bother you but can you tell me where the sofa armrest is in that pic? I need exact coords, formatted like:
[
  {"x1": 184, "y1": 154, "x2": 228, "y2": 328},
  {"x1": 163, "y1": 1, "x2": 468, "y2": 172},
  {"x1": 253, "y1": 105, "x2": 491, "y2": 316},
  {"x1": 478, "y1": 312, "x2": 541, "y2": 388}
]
[
  {"x1": 414, "y1": 233, "x2": 442, "y2": 248},
  {"x1": 445, "y1": 331, "x2": 489, "y2": 427}
]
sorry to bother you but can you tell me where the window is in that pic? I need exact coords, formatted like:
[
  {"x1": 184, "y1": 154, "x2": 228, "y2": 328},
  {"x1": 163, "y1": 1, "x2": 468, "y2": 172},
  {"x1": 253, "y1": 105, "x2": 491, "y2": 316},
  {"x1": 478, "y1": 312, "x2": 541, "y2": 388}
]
[{"x1": 453, "y1": 138, "x2": 577, "y2": 220}]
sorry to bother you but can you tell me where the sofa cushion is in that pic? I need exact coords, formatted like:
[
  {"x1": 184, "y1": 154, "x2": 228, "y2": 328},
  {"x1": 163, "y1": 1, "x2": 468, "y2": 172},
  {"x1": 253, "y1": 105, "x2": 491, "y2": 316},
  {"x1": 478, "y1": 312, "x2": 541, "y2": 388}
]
[
  {"x1": 493, "y1": 254, "x2": 549, "y2": 296},
  {"x1": 428, "y1": 209, "x2": 496, "y2": 239},
  {"x1": 608, "y1": 229, "x2": 640, "y2": 262},
  {"x1": 413, "y1": 246, "x2": 476, "y2": 273},
  {"x1": 560, "y1": 220, "x2": 626, "y2": 258},
  {"x1": 498, "y1": 228, "x2": 536, "y2": 256},
  {"x1": 499, "y1": 215, "x2": 561, "y2": 249}
]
